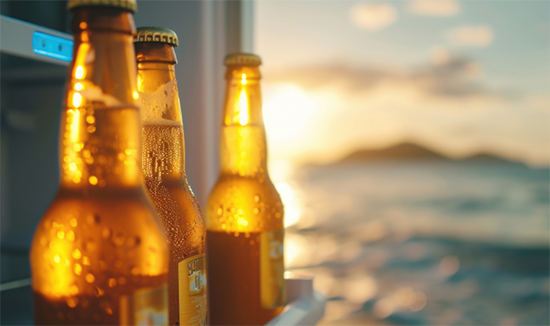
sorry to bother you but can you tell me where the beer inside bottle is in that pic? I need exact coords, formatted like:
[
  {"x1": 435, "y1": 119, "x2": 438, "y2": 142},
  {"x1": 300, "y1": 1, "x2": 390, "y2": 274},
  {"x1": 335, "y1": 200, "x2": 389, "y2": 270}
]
[
  {"x1": 134, "y1": 27, "x2": 207, "y2": 326},
  {"x1": 29, "y1": 1, "x2": 169, "y2": 325},
  {"x1": 206, "y1": 53, "x2": 286, "y2": 325}
]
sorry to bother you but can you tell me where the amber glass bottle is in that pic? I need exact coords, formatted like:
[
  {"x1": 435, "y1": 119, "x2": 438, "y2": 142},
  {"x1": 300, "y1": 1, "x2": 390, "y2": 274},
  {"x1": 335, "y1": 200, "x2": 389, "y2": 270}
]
[
  {"x1": 29, "y1": 1, "x2": 169, "y2": 325},
  {"x1": 206, "y1": 53, "x2": 286, "y2": 325},
  {"x1": 134, "y1": 27, "x2": 207, "y2": 326}
]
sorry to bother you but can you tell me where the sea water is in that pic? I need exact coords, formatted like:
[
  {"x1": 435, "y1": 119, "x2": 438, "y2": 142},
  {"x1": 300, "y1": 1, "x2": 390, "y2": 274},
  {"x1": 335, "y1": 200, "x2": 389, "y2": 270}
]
[{"x1": 283, "y1": 159, "x2": 549, "y2": 325}]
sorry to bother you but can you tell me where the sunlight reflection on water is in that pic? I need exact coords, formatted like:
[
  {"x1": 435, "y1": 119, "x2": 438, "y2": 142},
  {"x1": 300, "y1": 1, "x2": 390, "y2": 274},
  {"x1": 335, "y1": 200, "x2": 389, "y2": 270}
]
[
  {"x1": 275, "y1": 182, "x2": 301, "y2": 228},
  {"x1": 281, "y1": 160, "x2": 549, "y2": 325}
]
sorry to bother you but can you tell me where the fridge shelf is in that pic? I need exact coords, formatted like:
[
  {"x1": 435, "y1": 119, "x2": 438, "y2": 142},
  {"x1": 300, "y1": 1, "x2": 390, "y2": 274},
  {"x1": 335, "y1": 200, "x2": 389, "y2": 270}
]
[{"x1": 268, "y1": 277, "x2": 326, "y2": 326}]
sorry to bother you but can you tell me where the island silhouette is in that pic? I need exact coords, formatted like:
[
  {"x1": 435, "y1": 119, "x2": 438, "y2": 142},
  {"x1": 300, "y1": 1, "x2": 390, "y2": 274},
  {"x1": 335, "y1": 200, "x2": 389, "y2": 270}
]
[{"x1": 335, "y1": 142, "x2": 519, "y2": 165}]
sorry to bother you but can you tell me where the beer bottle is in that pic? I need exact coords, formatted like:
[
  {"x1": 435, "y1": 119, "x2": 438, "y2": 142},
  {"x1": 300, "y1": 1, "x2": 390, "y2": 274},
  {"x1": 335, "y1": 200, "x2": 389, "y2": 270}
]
[
  {"x1": 30, "y1": 1, "x2": 169, "y2": 325},
  {"x1": 134, "y1": 27, "x2": 207, "y2": 326},
  {"x1": 206, "y1": 53, "x2": 285, "y2": 325}
]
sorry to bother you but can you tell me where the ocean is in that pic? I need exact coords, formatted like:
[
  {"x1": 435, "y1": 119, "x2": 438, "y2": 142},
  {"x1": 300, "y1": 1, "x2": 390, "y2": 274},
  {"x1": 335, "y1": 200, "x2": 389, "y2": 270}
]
[{"x1": 281, "y1": 159, "x2": 549, "y2": 325}]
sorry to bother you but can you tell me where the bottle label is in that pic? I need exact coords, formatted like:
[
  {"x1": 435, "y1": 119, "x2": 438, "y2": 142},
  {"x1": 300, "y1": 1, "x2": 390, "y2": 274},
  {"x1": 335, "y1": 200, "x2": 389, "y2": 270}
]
[
  {"x1": 119, "y1": 283, "x2": 168, "y2": 325},
  {"x1": 260, "y1": 229, "x2": 285, "y2": 309},
  {"x1": 178, "y1": 254, "x2": 207, "y2": 326}
]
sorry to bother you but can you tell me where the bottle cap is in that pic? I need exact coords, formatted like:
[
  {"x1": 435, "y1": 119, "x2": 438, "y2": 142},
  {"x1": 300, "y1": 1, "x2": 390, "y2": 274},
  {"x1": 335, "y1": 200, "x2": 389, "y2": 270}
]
[
  {"x1": 134, "y1": 27, "x2": 178, "y2": 47},
  {"x1": 224, "y1": 53, "x2": 262, "y2": 66},
  {"x1": 67, "y1": 0, "x2": 137, "y2": 13}
]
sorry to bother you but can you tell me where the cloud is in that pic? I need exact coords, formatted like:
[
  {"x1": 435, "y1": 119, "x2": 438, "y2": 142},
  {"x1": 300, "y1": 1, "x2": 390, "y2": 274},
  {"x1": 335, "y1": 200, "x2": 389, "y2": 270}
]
[
  {"x1": 409, "y1": 0, "x2": 461, "y2": 16},
  {"x1": 526, "y1": 95, "x2": 550, "y2": 113},
  {"x1": 262, "y1": 55, "x2": 549, "y2": 168},
  {"x1": 257, "y1": 3, "x2": 547, "y2": 169},
  {"x1": 430, "y1": 46, "x2": 452, "y2": 66},
  {"x1": 273, "y1": 90, "x2": 548, "y2": 167},
  {"x1": 447, "y1": 25, "x2": 494, "y2": 47},
  {"x1": 349, "y1": 2, "x2": 397, "y2": 31},
  {"x1": 265, "y1": 54, "x2": 488, "y2": 100}
]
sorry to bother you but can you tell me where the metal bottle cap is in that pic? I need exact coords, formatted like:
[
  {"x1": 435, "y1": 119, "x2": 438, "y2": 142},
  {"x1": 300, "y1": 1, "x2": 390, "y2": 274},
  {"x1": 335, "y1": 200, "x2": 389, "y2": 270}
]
[
  {"x1": 134, "y1": 27, "x2": 179, "y2": 47},
  {"x1": 224, "y1": 53, "x2": 262, "y2": 66},
  {"x1": 67, "y1": 0, "x2": 137, "y2": 13}
]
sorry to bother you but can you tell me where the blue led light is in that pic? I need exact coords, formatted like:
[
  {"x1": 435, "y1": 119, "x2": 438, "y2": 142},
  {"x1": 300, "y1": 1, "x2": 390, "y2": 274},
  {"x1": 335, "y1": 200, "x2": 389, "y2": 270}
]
[{"x1": 32, "y1": 31, "x2": 73, "y2": 62}]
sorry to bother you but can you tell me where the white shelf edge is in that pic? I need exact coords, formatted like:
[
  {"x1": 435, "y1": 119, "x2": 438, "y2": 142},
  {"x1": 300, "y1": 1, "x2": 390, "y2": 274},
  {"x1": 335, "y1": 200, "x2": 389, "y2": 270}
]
[
  {"x1": 0, "y1": 15, "x2": 72, "y2": 66},
  {"x1": 266, "y1": 278, "x2": 326, "y2": 326},
  {"x1": 267, "y1": 291, "x2": 326, "y2": 326}
]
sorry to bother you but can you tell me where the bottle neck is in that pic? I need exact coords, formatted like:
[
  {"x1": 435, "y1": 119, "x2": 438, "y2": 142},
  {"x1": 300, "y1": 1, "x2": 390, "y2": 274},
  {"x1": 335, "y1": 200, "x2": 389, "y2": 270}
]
[
  {"x1": 59, "y1": 7, "x2": 141, "y2": 191},
  {"x1": 135, "y1": 43, "x2": 182, "y2": 125},
  {"x1": 220, "y1": 66, "x2": 268, "y2": 178},
  {"x1": 135, "y1": 43, "x2": 186, "y2": 180}
]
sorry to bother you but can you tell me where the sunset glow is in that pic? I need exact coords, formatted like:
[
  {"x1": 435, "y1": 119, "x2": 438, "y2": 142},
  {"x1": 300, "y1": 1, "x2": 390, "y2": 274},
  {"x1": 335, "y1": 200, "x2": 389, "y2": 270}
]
[
  {"x1": 258, "y1": 1, "x2": 549, "y2": 168},
  {"x1": 263, "y1": 84, "x2": 318, "y2": 141}
]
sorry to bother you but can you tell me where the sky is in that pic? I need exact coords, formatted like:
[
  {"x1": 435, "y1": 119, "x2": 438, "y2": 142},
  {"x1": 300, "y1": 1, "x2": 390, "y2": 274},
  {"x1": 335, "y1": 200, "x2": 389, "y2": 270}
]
[{"x1": 255, "y1": 0, "x2": 550, "y2": 168}]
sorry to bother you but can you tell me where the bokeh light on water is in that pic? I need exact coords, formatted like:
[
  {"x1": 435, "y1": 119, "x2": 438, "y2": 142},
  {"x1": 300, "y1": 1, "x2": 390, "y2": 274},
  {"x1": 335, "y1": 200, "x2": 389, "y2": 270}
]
[{"x1": 276, "y1": 161, "x2": 549, "y2": 325}]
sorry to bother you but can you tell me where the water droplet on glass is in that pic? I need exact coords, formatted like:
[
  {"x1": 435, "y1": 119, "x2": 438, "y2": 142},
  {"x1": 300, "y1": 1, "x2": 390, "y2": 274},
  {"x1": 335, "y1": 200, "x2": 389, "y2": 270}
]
[
  {"x1": 86, "y1": 240, "x2": 96, "y2": 252},
  {"x1": 66, "y1": 297, "x2": 78, "y2": 308},
  {"x1": 254, "y1": 195, "x2": 260, "y2": 203},
  {"x1": 100, "y1": 301, "x2": 113, "y2": 315},
  {"x1": 102, "y1": 228, "x2": 111, "y2": 239},
  {"x1": 94, "y1": 286, "x2": 104, "y2": 297},
  {"x1": 67, "y1": 230, "x2": 75, "y2": 241},
  {"x1": 72, "y1": 249, "x2": 82, "y2": 259},
  {"x1": 113, "y1": 233, "x2": 125, "y2": 246},
  {"x1": 69, "y1": 284, "x2": 79, "y2": 295},
  {"x1": 108, "y1": 278, "x2": 117, "y2": 287},
  {"x1": 86, "y1": 215, "x2": 95, "y2": 224},
  {"x1": 85, "y1": 273, "x2": 95, "y2": 283},
  {"x1": 127, "y1": 236, "x2": 141, "y2": 247},
  {"x1": 74, "y1": 264, "x2": 82, "y2": 275}
]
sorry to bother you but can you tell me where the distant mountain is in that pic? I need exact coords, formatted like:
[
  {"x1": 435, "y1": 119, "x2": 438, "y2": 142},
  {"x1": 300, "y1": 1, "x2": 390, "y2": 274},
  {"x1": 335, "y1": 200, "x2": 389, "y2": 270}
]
[
  {"x1": 338, "y1": 143, "x2": 447, "y2": 162},
  {"x1": 335, "y1": 142, "x2": 516, "y2": 164}
]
